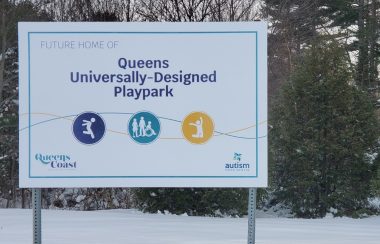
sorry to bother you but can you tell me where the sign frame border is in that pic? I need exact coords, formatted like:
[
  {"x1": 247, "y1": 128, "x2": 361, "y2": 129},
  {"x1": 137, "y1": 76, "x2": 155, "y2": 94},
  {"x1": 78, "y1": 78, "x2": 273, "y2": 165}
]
[{"x1": 25, "y1": 30, "x2": 260, "y2": 180}]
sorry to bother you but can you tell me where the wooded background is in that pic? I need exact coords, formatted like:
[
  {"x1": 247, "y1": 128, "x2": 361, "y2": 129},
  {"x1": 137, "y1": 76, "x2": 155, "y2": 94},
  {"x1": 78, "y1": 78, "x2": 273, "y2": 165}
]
[{"x1": 0, "y1": 0, "x2": 379, "y2": 218}]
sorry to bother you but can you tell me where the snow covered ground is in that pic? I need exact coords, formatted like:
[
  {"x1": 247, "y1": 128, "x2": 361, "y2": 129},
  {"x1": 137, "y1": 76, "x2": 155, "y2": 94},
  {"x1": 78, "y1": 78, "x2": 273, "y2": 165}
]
[{"x1": 0, "y1": 209, "x2": 379, "y2": 244}]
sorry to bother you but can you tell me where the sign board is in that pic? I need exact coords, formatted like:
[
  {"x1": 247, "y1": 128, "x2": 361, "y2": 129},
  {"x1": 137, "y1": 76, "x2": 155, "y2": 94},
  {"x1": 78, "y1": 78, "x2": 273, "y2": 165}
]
[{"x1": 18, "y1": 22, "x2": 267, "y2": 187}]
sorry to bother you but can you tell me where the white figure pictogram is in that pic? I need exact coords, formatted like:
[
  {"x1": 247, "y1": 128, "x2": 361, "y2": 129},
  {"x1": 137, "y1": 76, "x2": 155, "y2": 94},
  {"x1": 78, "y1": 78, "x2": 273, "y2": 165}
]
[
  {"x1": 82, "y1": 118, "x2": 96, "y2": 139},
  {"x1": 189, "y1": 117, "x2": 203, "y2": 138}
]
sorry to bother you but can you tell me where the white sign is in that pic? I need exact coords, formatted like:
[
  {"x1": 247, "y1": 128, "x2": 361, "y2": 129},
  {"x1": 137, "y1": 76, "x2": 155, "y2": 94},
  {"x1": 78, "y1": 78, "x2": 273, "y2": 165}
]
[{"x1": 18, "y1": 22, "x2": 267, "y2": 187}]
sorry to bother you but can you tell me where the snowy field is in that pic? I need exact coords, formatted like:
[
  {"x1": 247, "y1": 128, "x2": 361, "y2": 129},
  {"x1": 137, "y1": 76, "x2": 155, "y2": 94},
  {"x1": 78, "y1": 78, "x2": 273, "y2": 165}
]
[{"x1": 1, "y1": 209, "x2": 380, "y2": 244}]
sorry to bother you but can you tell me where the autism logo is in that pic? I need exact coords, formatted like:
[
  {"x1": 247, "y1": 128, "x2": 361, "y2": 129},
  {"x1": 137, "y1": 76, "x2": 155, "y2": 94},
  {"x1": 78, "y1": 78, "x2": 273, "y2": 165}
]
[
  {"x1": 234, "y1": 153, "x2": 242, "y2": 162},
  {"x1": 225, "y1": 153, "x2": 250, "y2": 171}
]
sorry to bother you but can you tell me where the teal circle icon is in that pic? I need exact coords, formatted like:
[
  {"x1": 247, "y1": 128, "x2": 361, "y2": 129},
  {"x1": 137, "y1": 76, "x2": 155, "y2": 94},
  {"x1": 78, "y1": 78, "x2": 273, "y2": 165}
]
[{"x1": 128, "y1": 111, "x2": 160, "y2": 144}]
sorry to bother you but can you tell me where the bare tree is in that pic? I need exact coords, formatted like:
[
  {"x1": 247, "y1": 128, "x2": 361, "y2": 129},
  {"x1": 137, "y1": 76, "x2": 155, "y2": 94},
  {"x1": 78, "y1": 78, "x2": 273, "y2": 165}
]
[
  {"x1": 36, "y1": 0, "x2": 139, "y2": 21},
  {"x1": 136, "y1": 0, "x2": 259, "y2": 22},
  {"x1": 209, "y1": 0, "x2": 260, "y2": 21}
]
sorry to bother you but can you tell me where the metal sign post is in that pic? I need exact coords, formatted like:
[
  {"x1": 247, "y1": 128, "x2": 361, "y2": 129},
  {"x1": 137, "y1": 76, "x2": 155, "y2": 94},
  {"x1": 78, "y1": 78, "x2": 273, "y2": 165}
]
[
  {"x1": 247, "y1": 188, "x2": 257, "y2": 244},
  {"x1": 32, "y1": 188, "x2": 42, "y2": 244}
]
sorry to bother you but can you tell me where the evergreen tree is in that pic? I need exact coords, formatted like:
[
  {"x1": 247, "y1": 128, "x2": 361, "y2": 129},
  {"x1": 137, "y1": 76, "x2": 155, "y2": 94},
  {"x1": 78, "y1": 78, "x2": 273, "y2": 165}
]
[
  {"x1": 270, "y1": 41, "x2": 379, "y2": 218},
  {"x1": 134, "y1": 188, "x2": 267, "y2": 217},
  {"x1": 265, "y1": 0, "x2": 380, "y2": 97},
  {"x1": 319, "y1": 0, "x2": 379, "y2": 90},
  {"x1": 264, "y1": 0, "x2": 329, "y2": 97}
]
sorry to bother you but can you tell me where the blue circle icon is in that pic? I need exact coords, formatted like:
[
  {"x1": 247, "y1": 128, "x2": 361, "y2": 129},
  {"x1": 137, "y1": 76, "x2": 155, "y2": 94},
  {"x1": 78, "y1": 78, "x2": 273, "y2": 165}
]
[
  {"x1": 72, "y1": 112, "x2": 106, "y2": 145},
  {"x1": 128, "y1": 111, "x2": 160, "y2": 144}
]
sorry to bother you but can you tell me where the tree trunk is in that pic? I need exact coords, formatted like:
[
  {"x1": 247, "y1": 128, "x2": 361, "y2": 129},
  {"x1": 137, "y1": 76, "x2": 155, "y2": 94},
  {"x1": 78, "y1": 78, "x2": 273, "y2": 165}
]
[
  {"x1": 368, "y1": 0, "x2": 378, "y2": 88},
  {"x1": 10, "y1": 153, "x2": 16, "y2": 207},
  {"x1": 126, "y1": 0, "x2": 132, "y2": 22},
  {"x1": 0, "y1": 8, "x2": 7, "y2": 103},
  {"x1": 357, "y1": 0, "x2": 369, "y2": 88}
]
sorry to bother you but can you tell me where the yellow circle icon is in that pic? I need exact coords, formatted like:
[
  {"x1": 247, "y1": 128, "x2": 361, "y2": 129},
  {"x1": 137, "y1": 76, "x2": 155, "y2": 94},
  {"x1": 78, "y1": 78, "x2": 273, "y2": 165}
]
[{"x1": 182, "y1": 112, "x2": 214, "y2": 144}]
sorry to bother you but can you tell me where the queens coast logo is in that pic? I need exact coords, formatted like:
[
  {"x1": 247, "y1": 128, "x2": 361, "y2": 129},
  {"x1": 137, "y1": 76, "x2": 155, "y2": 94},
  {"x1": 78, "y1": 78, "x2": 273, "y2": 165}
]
[
  {"x1": 35, "y1": 153, "x2": 77, "y2": 169},
  {"x1": 225, "y1": 153, "x2": 250, "y2": 172}
]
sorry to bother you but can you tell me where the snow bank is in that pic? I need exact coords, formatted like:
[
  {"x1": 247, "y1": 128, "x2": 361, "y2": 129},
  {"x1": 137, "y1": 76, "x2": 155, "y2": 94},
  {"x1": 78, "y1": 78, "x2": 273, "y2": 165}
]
[{"x1": 0, "y1": 209, "x2": 379, "y2": 244}]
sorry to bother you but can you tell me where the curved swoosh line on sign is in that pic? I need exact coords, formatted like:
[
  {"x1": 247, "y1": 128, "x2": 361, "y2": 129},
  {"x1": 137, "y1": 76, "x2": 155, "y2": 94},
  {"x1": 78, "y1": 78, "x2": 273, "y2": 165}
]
[
  {"x1": 214, "y1": 120, "x2": 267, "y2": 137},
  {"x1": 161, "y1": 135, "x2": 268, "y2": 140},
  {"x1": 19, "y1": 112, "x2": 267, "y2": 139},
  {"x1": 156, "y1": 116, "x2": 267, "y2": 139},
  {"x1": 19, "y1": 113, "x2": 76, "y2": 132},
  {"x1": 19, "y1": 112, "x2": 129, "y2": 136},
  {"x1": 98, "y1": 114, "x2": 268, "y2": 138}
]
